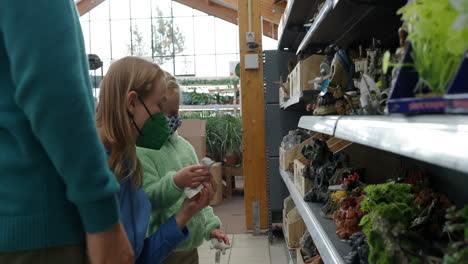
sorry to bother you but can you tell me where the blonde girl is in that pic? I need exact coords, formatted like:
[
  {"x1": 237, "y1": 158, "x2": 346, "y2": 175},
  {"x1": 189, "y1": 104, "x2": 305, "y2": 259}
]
[{"x1": 96, "y1": 56, "x2": 214, "y2": 263}]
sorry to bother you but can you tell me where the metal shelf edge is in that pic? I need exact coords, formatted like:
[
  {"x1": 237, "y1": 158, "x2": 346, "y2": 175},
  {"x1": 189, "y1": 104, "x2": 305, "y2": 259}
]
[
  {"x1": 334, "y1": 115, "x2": 468, "y2": 173},
  {"x1": 280, "y1": 169, "x2": 345, "y2": 264},
  {"x1": 283, "y1": 228, "x2": 298, "y2": 264},
  {"x1": 277, "y1": 0, "x2": 295, "y2": 50},
  {"x1": 281, "y1": 94, "x2": 301, "y2": 109},
  {"x1": 297, "y1": 0, "x2": 333, "y2": 54},
  {"x1": 298, "y1": 116, "x2": 340, "y2": 135}
]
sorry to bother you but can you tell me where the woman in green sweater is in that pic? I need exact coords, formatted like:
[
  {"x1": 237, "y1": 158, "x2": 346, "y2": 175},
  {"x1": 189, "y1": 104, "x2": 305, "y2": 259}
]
[
  {"x1": 137, "y1": 73, "x2": 229, "y2": 264},
  {"x1": 0, "y1": 0, "x2": 132, "y2": 263}
]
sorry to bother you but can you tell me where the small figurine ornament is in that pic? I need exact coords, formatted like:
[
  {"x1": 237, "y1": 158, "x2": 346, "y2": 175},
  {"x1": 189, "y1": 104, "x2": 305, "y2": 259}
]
[
  {"x1": 302, "y1": 139, "x2": 335, "y2": 203},
  {"x1": 344, "y1": 232, "x2": 370, "y2": 264},
  {"x1": 333, "y1": 188, "x2": 366, "y2": 239},
  {"x1": 313, "y1": 92, "x2": 337, "y2": 116}
]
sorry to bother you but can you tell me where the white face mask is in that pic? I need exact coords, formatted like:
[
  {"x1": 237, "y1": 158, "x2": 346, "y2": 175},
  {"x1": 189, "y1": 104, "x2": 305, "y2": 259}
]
[{"x1": 167, "y1": 116, "x2": 182, "y2": 135}]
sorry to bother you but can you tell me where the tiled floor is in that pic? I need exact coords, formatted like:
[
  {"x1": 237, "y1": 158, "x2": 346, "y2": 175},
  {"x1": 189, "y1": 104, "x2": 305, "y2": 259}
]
[
  {"x1": 205, "y1": 179, "x2": 287, "y2": 264},
  {"x1": 198, "y1": 233, "x2": 287, "y2": 264},
  {"x1": 212, "y1": 194, "x2": 247, "y2": 234}
]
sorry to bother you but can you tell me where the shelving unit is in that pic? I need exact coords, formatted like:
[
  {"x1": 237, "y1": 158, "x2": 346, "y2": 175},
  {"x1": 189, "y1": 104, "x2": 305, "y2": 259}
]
[
  {"x1": 179, "y1": 104, "x2": 240, "y2": 111},
  {"x1": 297, "y1": 0, "x2": 405, "y2": 53},
  {"x1": 278, "y1": 0, "x2": 321, "y2": 52},
  {"x1": 282, "y1": 228, "x2": 298, "y2": 264},
  {"x1": 280, "y1": 169, "x2": 351, "y2": 264},
  {"x1": 298, "y1": 115, "x2": 468, "y2": 173},
  {"x1": 270, "y1": 2, "x2": 468, "y2": 264},
  {"x1": 287, "y1": 249, "x2": 297, "y2": 264},
  {"x1": 281, "y1": 90, "x2": 321, "y2": 111}
]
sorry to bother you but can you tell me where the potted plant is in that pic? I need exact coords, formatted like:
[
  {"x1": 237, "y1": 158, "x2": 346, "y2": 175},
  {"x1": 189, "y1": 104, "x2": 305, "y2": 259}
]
[
  {"x1": 222, "y1": 115, "x2": 242, "y2": 166},
  {"x1": 206, "y1": 114, "x2": 242, "y2": 166}
]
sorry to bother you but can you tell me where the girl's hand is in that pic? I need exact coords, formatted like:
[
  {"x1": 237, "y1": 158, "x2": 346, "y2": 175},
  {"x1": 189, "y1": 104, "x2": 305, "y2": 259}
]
[
  {"x1": 210, "y1": 229, "x2": 230, "y2": 245},
  {"x1": 175, "y1": 187, "x2": 212, "y2": 229},
  {"x1": 174, "y1": 165, "x2": 211, "y2": 188}
]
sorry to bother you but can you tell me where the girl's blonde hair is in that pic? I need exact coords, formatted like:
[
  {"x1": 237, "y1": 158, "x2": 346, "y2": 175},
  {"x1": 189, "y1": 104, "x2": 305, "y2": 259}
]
[
  {"x1": 164, "y1": 71, "x2": 180, "y2": 94},
  {"x1": 96, "y1": 56, "x2": 165, "y2": 186}
]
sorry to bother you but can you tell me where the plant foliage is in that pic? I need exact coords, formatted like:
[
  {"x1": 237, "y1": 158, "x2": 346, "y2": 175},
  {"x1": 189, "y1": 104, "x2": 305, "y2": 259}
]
[
  {"x1": 360, "y1": 183, "x2": 420, "y2": 264},
  {"x1": 398, "y1": 0, "x2": 468, "y2": 94},
  {"x1": 205, "y1": 115, "x2": 242, "y2": 163}
]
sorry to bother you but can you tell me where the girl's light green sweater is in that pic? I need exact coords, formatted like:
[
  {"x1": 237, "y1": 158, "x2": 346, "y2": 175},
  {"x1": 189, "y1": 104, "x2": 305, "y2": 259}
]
[{"x1": 137, "y1": 133, "x2": 221, "y2": 252}]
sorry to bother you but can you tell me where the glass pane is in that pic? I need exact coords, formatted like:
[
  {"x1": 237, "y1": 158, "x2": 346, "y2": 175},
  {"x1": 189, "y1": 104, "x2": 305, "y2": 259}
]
[
  {"x1": 195, "y1": 55, "x2": 216, "y2": 77},
  {"x1": 175, "y1": 56, "x2": 195, "y2": 76},
  {"x1": 215, "y1": 54, "x2": 240, "y2": 77},
  {"x1": 131, "y1": 0, "x2": 151, "y2": 19},
  {"x1": 193, "y1": 16, "x2": 215, "y2": 55},
  {"x1": 152, "y1": 0, "x2": 172, "y2": 17},
  {"x1": 109, "y1": 0, "x2": 130, "y2": 20},
  {"x1": 152, "y1": 17, "x2": 174, "y2": 57},
  {"x1": 90, "y1": 20, "x2": 111, "y2": 59},
  {"x1": 79, "y1": 19, "x2": 91, "y2": 54},
  {"x1": 111, "y1": 20, "x2": 132, "y2": 59},
  {"x1": 80, "y1": 12, "x2": 90, "y2": 22},
  {"x1": 262, "y1": 35, "x2": 278, "y2": 50},
  {"x1": 131, "y1": 19, "x2": 152, "y2": 57},
  {"x1": 173, "y1": 17, "x2": 194, "y2": 55},
  {"x1": 154, "y1": 56, "x2": 174, "y2": 75},
  {"x1": 215, "y1": 19, "x2": 238, "y2": 54},
  {"x1": 193, "y1": 8, "x2": 208, "y2": 17},
  {"x1": 89, "y1": 0, "x2": 109, "y2": 21},
  {"x1": 172, "y1": 2, "x2": 193, "y2": 17}
]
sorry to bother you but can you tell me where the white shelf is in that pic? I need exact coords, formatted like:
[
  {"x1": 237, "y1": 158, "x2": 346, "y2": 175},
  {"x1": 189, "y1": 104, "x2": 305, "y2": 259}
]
[
  {"x1": 298, "y1": 115, "x2": 468, "y2": 173},
  {"x1": 277, "y1": 0, "x2": 322, "y2": 51},
  {"x1": 179, "y1": 104, "x2": 240, "y2": 111},
  {"x1": 298, "y1": 116, "x2": 339, "y2": 136},
  {"x1": 280, "y1": 169, "x2": 347, "y2": 264},
  {"x1": 296, "y1": 0, "x2": 405, "y2": 53},
  {"x1": 296, "y1": 0, "x2": 333, "y2": 54}
]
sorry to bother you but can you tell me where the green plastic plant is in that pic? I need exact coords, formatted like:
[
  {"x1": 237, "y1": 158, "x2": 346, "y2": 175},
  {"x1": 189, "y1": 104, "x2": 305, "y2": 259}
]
[
  {"x1": 443, "y1": 206, "x2": 468, "y2": 264},
  {"x1": 360, "y1": 183, "x2": 420, "y2": 264},
  {"x1": 398, "y1": 0, "x2": 468, "y2": 95},
  {"x1": 206, "y1": 115, "x2": 242, "y2": 163},
  {"x1": 178, "y1": 78, "x2": 240, "y2": 87}
]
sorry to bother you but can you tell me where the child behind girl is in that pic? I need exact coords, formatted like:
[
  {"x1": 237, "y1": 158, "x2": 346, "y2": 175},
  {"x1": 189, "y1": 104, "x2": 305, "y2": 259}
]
[{"x1": 96, "y1": 56, "x2": 215, "y2": 263}]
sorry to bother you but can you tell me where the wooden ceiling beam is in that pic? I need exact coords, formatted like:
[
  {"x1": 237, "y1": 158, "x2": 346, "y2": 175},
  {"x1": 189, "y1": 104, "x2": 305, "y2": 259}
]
[
  {"x1": 77, "y1": 0, "x2": 105, "y2": 16},
  {"x1": 77, "y1": 0, "x2": 281, "y2": 39},
  {"x1": 174, "y1": 0, "x2": 279, "y2": 39}
]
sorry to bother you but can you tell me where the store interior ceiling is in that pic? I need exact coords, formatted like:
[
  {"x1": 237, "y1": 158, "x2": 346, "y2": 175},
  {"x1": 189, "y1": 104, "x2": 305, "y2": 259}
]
[{"x1": 76, "y1": 0, "x2": 286, "y2": 39}]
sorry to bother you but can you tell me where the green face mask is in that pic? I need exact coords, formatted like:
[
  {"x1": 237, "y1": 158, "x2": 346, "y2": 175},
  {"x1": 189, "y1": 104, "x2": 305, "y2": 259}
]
[{"x1": 133, "y1": 97, "x2": 170, "y2": 150}]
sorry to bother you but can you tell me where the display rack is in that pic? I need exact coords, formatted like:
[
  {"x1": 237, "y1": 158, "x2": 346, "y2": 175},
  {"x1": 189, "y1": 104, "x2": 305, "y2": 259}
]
[
  {"x1": 298, "y1": 115, "x2": 468, "y2": 173},
  {"x1": 296, "y1": 0, "x2": 405, "y2": 53},
  {"x1": 280, "y1": 169, "x2": 351, "y2": 264},
  {"x1": 282, "y1": 228, "x2": 298, "y2": 264},
  {"x1": 278, "y1": 0, "x2": 321, "y2": 52},
  {"x1": 281, "y1": 90, "x2": 321, "y2": 111},
  {"x1": 179, "y1": 104, "x2": 240, "y2": 111}
]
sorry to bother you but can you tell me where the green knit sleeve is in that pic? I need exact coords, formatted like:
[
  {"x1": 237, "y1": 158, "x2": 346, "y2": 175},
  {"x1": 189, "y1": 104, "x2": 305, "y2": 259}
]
[
  {"x1": 0, "y1": 0, "x2": 120, "y2": 233},
  {"x1": 137, "y1": 148, "x2": 184, "y2": 209},
  {"x1": 175, "y1": 135, "x2": 200, "y2": 166},
  {"x1": 203, "y1": 206, "x2": 222, "y2": 240}
]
